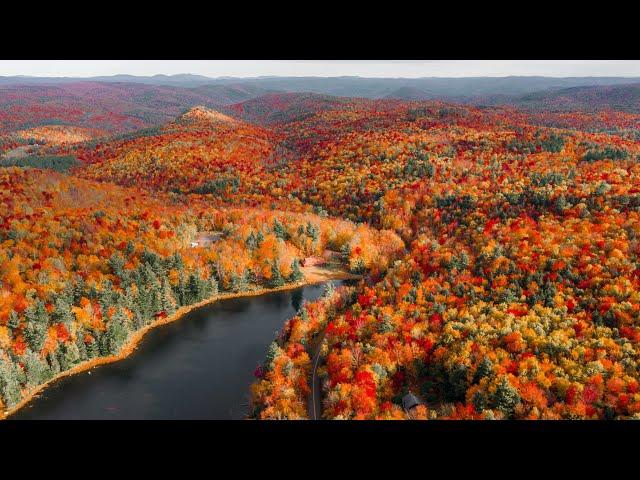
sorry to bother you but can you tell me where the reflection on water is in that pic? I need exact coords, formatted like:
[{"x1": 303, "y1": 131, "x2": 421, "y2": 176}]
[
  {"x1": 13, "y1": 281, "x2": 342, "y2": 420},
  {"x1": 291, "y1": 288, "x2": 303, "y2": 313}
]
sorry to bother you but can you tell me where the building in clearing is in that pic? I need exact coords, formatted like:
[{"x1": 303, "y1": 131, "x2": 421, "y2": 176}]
[{"x1": 402, "y1": 392, "x2": 422, "y2": 413}]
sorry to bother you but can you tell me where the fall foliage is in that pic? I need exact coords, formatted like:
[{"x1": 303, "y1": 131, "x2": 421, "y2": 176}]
[{"x1": 3, "y1": 83, "x2": 640, "y2": 420}]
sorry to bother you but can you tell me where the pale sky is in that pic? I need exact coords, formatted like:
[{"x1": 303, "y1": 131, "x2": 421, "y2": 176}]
[{"x1": 1, "y1": 60, "x2": 640, "y2": 78}]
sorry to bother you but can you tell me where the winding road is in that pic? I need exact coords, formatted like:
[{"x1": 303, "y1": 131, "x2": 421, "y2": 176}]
[{"x1": 308, "y1": 330, "x2": 326, "y2": 420}]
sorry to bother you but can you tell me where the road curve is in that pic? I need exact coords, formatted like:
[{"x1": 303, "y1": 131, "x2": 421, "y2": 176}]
[{"x1": 308, "y1": 331, "x2": 326, "y2": 420}]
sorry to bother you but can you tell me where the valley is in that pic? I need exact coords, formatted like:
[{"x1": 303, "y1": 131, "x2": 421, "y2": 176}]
[{"x1": 1, "y1": 75, "x2": 640, "y2": 419}]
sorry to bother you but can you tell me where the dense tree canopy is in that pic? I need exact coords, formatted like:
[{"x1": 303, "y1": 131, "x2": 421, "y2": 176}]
[
  {"x1": 3, "y1": 88, "x2": 640, "y2": 420},
  {"x1": 0, "y1": 165, "x2": 399, "y2": 411}
]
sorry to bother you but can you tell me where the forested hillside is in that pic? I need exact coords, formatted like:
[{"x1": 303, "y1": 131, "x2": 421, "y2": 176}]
[
  {"x1": 244, "y1": 95, "x2": 640, "y2": 419},
  {"x1": 0, "y1": 82, "x2": 269, "y2": 134},
  {"x1": 469, "y1": 83, "x2": 640, "y2": 116},
  {"x1": 2, "y1": 84, "x2": 640, "y2": 420}
]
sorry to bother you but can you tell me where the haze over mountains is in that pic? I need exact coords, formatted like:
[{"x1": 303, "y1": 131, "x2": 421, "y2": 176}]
[
  {"x1": 2, "y1": 74, "x2": 640, "y2": 101},
  {"x1": 500, "y1": 83, "x2": 640, "y2": 113},
  {"x1": 0, "y1": 82, "x2": 275, "y2": 134},
  {"x1": 2, "y1": 75, "x2": 639, "y2": 138}
]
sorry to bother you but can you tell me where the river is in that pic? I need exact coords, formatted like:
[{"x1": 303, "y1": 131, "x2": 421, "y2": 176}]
[{"x1": 11, "y1": 281, "x2": 342, "y2": 420}]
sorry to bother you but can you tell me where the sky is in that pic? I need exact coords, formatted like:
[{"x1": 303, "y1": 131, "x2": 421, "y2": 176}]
[{"x1": 1, "y1": 60, "x2": 640, "y2": 78}]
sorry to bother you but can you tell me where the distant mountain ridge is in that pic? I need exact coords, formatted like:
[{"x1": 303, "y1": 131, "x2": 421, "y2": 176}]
[
  {"x1": 2, "y1": 74, "x2": 639, "y2": 99},
  {"x1": 0, "y1": 81, "x2": 271, "y2": 134},
  {"x1": 2, "y1": 77, "x2": 639, "y2": 137},
  {"x1": 467, "y1": 82, "x2": 640, "y2": 113},
  {"x1": 223, "y1": 92, "x2": 351, "y2": 124}
]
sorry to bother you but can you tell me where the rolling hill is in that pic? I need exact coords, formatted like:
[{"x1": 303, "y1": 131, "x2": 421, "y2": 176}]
[
  {"x1": 3, "y1": 81, "x2": 640, "y2": 420},
  {"x1": 469, "y1": 83, "x2": 640, "y2": 114},
  {"x1": 384, "y1": 86, "x2": 436, "y2": 100},
  {"x1": 224, "y1": 92, "x2": 351, "y2": 125},
  {"x1": 0, "y1": 82, "x2": 271, "y2": 135},
  {"x1": 74, "y1": 105, "x2": 280, "y2": 195},
  {"x1": 515, "y1": 83, "x2": 640, "y2": 113}
]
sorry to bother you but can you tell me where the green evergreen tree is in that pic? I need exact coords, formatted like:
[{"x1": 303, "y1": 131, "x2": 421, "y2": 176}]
[
  {"x1": 171, "y1": 252, "x2": 185, "y2": 272},
  {"x1": 23, "y1": 349, "x2": 51, "y2": 387},
  {"x1": 124, "y1": 284, "x2": 137, "y2": 311},
  {"x1": 104, "y1": 310, "x2": 130, "y2": 355},
  {"x1": 306, "y1": 222, "x2": 319, "y2": 242},
  {"x1": 269, "y1": 261, "x2": 285, "y2": 288},
  {"x1": 186, "y1": 273, "x2": 203, "y2": 304},
  {"x1": 56, "y1": 346, "x2": 69, "y2": 372},
  {"x1": 246, "y1": 231, "x2": 258, "y2": 250},
  {"x1": 125, "y1": 240, "x2": 136, "y2": 257},
  {"x1": 473, "y1": 357, "x2": 494, "y2": 383},
  {"x1": 25, "y1": 299, "x2": 49, "y2": 325},
  {"x1": 209, "y1": 275, "x2": 219, "y2": 297},
  {"x1": 290, "y1": 259, "x2": 303, "y2": 282},
  {"x1": 379, "y1": 314, "x2": 394, "y2": 333},
  {"x1": 86, "y1": 335, "x2": 99, "y2": 359},
  {"x1": 149, "y1": 284, "x2": 163, "y2": 319},
  {"x1": 73, "y1": 276, "x2": 87, "y2": 304},
  {"x1": 23, "y1": 321, "x2": 48, "y2": 352},
  {"x1": 160, "y1": 277, "x2": 177, "y2": 316},
  {"x1": 141, "y1": 249, "x2": 163, "y2": 274},
  {"x1": 296, "y1": 305, "x2": 309, "y2": 324},
  {"x1": 46, "y1": 352, "x2": 61, "y2": 375},
  {"x1": 0, "y1": 358, "x2": 22, "y2": 408},
  {"x1": 98, "y1": 280, "x2": 117, "y2": 316},
  {"x1": 229, "y1": 274, "x2": 240, "y2": 293},
  {"x1": 491, "y1": 377, "x2": 521, "y2": 418},
  {"x1": 75, "y1": 330, "x2": 88, "y2": 361},
  {"x1": 55, "y1": 283, "x2": 73, "y2": 305},
  {"x1": 273, "y1": 219, "x2": 287, "y2": 240},
  {"x1": 57, "y1": 342, "x2": 81, "y2": 371},
  {"x1": 445, "y1": 364, "x2": 469, "y2": 401},
  {"x1": 108, "y1": 252, "x2": 126, "y2": 279},
  {"x1": 472, "y1": 391, "x2": 487, "y2": 412},
  {"x1": 229, "y1": 271, "x2": 250, "y2": 293},
  {"x1": 239, "y1": 270, "x2": 250, "y2": 292},
  {"x1": 51, "y1": 297, "x2": 74, "y2": 326},
  {"x1": 264, "y1": 341, "x2": 282, "y2": 371},
  {"x1": 7, "y1": 310, "x2": 20, "y2": 331},
  {"x1": 98, "y1": 330, "x2": 110, "y2": 356},
  {"x1": 135, "y1": 266, "x2": 158, "y2": 321},
  {"x1": 174, "y1": 272, "x2": 188, "y2": 306}
]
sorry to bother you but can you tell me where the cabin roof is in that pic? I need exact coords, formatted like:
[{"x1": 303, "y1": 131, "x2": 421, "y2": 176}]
[{"x1": 402, "y1": 392, "x2": 421, "y2": 411}]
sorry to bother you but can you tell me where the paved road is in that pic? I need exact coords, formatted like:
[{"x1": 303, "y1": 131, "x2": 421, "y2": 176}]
[{"x1": 307, "y1": 330, "x2": 326, "y2": 420}]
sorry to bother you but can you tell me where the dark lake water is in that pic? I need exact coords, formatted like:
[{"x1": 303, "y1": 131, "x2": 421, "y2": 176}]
[{"x1": 12, "y1": 281, "x2": 341, "y2": 420}]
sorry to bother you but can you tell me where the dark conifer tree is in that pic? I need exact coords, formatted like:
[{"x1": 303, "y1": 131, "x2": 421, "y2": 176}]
[
  {"x1": 0, "y1": 358, "x2": 22, "y2": 408},
  {"x1": 269, "y1": 261, "x2": 285, "y2": 288},
  {"x1": 7, "y1": 310, "x2": 20, "y2": 331},
  {"x1": 290, "y1": 259, "x2": 304, "y2": 282}
]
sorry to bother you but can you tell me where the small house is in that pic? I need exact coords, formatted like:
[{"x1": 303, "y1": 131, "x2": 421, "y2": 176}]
[{"x1": 402, "y1": 392, "x2": 422, "y2": 413}]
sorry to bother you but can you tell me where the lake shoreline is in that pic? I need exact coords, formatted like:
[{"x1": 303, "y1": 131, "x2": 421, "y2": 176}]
[{"x1": 2, "y1": 267, "x2": 360, "y2": 420}]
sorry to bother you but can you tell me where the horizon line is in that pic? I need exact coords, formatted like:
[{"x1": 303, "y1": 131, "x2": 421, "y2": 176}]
[{"x1": 3, "y1": 73, "x2": 640, "y2": 80}]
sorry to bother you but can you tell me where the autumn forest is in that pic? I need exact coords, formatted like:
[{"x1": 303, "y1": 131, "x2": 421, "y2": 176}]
[{"x1": 2, "y1": 72, "x2": 640, "y2": 420}]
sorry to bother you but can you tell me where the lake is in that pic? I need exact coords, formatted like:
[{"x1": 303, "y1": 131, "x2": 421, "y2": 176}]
[{"x1": 11, "y1": 281, "x2": 341, "y2": 420}]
